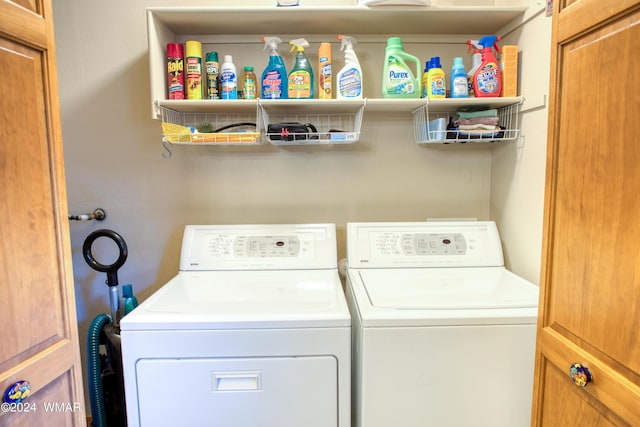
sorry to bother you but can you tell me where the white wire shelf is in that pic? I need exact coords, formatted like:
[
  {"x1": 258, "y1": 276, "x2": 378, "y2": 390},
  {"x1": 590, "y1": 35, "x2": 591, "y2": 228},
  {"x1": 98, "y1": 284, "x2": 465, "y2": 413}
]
[
  {"x1": 412, "y1": 98, "x2": 523, "y2": 145},
  {"x1": 159, "y1": 104, "x2": 263, "y2": 157},
  {"x1": 259, "y1": 99, "x2": 366, "y2": 146}
]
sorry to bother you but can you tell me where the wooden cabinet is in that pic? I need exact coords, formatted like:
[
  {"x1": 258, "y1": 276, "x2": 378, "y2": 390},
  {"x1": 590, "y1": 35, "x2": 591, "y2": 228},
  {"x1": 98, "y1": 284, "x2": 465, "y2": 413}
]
[
  {"x1": 532, "y1": 0, "x2": 640, "y2": 425},
  {"x1": 0, "y1": 1, "x2": 85, "y2": 425}
]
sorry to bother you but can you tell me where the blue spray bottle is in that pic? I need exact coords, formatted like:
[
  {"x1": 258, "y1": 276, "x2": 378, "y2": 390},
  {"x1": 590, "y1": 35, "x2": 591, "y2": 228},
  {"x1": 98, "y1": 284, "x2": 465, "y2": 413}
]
[{"x1": 261, "y1": 36, "x2": 288, "y2": 99}]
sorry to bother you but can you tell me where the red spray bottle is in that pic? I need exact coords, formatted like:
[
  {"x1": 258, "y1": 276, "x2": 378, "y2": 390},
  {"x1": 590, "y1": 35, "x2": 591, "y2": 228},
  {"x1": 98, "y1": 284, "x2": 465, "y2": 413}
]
[{"x1": 473, "y1": 35, "x2": 502, "y2": 97}]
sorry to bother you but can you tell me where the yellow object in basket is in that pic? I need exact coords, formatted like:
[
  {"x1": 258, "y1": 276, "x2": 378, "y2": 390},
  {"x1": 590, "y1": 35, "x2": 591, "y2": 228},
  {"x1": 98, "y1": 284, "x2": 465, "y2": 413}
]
[
  {"x1": 162, "y1": 122, "x2": 260, "y2": 144},
  {"x1": 191, "y1": 132, "x2": 260, "y2": 143},
  {"x1": 161, "y1": 122, "x2": 192, "y2": 143}
]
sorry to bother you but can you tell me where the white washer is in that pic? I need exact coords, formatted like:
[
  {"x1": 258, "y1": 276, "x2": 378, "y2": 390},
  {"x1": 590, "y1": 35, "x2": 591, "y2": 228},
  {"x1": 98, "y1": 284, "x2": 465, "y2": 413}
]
[
  {"x1": 121, "y1": 224, "x2": 350, "y2": 427},
  {"x1": 345, "y1": 221, "x2": 539, "y2": 427}
]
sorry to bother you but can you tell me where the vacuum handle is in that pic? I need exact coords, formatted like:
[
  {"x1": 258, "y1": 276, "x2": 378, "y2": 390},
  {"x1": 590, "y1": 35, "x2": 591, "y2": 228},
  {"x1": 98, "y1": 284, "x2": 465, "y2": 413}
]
[{"x1": 82, "y1": 229, "x2": 128, "y2": 287}]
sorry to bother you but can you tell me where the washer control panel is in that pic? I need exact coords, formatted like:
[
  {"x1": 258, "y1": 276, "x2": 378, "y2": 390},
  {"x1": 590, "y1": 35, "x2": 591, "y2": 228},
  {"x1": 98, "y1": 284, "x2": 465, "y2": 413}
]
[
  {"x1": 347, "y1": 222, "x2": 504, "y2": 268},
  {"x1": 180, "y1": 224, "x2": 337, "y2": 270},
  {"x1": 375, "y1": 233, "x2": 467, "y2": 256}
]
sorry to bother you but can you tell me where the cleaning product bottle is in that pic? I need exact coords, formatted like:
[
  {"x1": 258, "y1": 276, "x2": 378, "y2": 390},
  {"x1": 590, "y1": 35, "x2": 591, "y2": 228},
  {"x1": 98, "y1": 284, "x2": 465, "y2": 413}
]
[
  {"x1": 318, "y1": 42, "x2": 332, "y2": 99},
  {"x1": 466, "y1": 39, "x2": 482, "y2": 97},
  {"x1": 288, "y1": 38, "x2": 314, "y2": 99},
  {"x1": 427, "y1": 56, "x2": 446, "y2": 99},
  {"x1": 167, "y1": 43, "x2": 185, "y2": 100},
  {"x1": 260, "y1": 36, "x2": 288, "y2": 99},
  {"x1": 473, "y1": 35, "x2": 502, "y2": 98},
  {"x1": 421, "y1": 60, "x2": 430, "y2": 98},
  {"x1": 220, "y1": 54, "x2": 238, "y2": 100},
  {"x1": 241, "y1": 66, "x2": 257, "y2": 99},
  {"x1": 205, "y1": 51, "x2": 220, "y2": 99},
  {"x1": 336, "y1": 35, "x2": 363, "y2": 100},
  {"x1": 450, "y1": 57, "x2": 468, "y2": 98},
  {"x1": 122, "y1": 284, "x2": 138, "y2": 316},
  {"x1": 185, "y1": 40, "x2": 203, "y2": 100},
  {"x1": 500, "y1": 45, "x2": 519, "y2": 97},
  {"x1": 382, "y1": 37, "x2": 421, "y2": 99}
]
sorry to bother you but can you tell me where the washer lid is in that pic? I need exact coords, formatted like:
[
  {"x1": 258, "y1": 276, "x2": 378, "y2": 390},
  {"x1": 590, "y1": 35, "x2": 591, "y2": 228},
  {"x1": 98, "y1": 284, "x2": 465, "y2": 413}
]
[
  {"x1": 120, "y1": 270, "x2": 350, "y2": 331},
  {"x1": 360, "y1": 268, "x2": 538, "y2": 310}
]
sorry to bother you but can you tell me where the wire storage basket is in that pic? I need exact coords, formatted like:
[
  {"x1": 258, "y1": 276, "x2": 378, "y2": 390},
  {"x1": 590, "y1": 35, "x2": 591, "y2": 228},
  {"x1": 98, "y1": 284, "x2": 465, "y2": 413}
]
[
  {"x1": 259, "y1": 100, "x2": 365, "y2": 145},
  {"x1": 412, "y1": 100, "x2": 521, "y2": 144},
  {"x1": 159, "y1": 104, "x2": 262, "y2": 145}
]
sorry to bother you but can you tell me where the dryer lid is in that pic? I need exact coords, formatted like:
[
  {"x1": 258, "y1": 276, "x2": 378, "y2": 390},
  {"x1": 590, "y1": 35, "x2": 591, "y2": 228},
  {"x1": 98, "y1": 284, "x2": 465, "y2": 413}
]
[
  {"x1": 359, "y1": 267, "x2": 538, "y2": 310},
  {"x1": 120, "y1": 270, "x2": 350, "y2": 330}
]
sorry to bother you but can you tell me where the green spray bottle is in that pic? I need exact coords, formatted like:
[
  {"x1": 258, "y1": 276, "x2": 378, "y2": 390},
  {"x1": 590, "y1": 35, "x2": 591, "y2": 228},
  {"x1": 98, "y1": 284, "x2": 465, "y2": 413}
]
[{"x1": 288, "y1": 38, "x2": 314, "y2": 99}]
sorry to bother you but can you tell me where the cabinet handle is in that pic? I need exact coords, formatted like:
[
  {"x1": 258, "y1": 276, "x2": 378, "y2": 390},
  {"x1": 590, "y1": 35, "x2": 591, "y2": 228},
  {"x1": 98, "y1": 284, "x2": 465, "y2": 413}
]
[
  {"x1": 569, "y1": 363, "x2": 592, "y2": 387},
  {"x1": 3, "y1": 380, "x2": 31, "y2": 404}
]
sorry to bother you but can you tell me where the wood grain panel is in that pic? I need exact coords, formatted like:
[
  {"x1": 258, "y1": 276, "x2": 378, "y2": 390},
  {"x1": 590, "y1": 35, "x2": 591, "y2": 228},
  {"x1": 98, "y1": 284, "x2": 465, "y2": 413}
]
[
  {"x1": 533, "y1": 1, "x2": 640, "y2": 425},
  {"x1": 549, "y1": 9, "x2": 640, "y2": 376},
  {"x1": 0, "y1": 36, "x2": 65, "y2": 369},
  {"x1": 0, "y1": 0, "x2": 85, "y2": 424},
  {"x1": 539, "y1": 360, "x2": 626, "y2": 426}
]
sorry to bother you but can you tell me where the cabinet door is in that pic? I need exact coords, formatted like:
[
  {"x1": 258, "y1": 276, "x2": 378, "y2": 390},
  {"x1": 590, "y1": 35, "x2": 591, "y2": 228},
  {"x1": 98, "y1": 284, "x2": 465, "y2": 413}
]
[
  {"x1": 533, "y1": 0, "x2": 640, "y2": 425},
  {"x1": 0, "y1": 1, "x2": 85, "y2": 426}
]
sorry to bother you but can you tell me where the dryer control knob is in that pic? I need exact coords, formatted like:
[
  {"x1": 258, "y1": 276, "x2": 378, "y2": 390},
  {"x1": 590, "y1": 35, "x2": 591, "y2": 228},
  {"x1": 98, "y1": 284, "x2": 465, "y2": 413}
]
[{"x1": 569, "y1": 363, "x2": 592, "y2": 387}]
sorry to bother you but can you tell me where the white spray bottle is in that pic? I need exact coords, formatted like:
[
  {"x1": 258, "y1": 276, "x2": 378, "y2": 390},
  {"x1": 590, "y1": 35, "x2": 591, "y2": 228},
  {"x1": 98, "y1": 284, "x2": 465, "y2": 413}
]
[
  {"x1": 466, "y1": 39, "x2": 482, "y2": 97},
  {"x1": 336, "y1": 35, "x2": 363, "y2": 99}
]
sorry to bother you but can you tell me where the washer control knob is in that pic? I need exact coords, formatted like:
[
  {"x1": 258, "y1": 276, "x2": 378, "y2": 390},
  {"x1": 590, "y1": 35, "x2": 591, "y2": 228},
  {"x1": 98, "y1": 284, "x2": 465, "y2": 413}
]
[{"x1": 569, "y1": 363, "x2": 592, "y2": 387}]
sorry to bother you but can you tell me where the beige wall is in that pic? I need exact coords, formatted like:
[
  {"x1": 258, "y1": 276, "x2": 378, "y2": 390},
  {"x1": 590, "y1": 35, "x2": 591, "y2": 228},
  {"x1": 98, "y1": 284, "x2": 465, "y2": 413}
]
[
  {"x1": 53, "y1": 0, "x2": 549, "y2": 412},
  {"x1": 491, "y1": 7, "x2": 552, "y2": 282}
]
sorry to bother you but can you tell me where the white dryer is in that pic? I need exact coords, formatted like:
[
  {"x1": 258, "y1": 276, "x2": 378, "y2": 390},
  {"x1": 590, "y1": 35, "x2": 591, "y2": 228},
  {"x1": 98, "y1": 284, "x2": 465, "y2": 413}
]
[
  {"x1": 121, "y1": 224, "x2": 350, "y2": 427},
  {"x1": 345, "y1": 221, "x2": 539, "y2": 427}
]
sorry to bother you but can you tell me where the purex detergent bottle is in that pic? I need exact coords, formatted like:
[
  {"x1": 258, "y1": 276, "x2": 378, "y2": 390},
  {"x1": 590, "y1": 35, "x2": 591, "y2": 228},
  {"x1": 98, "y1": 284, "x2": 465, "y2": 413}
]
[
  {"x1": 382, "y1": 37, "x2": 421, "y2": 99},
  {"x1": 473, "y1": 35, "x2": 502, "y2": 97}
]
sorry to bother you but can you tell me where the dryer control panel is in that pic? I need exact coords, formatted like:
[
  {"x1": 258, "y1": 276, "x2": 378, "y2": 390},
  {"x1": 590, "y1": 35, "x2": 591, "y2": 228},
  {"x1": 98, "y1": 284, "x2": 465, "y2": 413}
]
[
  {"x1": 347, "y1": 221, "x2": 504, "y2": 268},
  {"x1": 180, "y1": 224, "x2": 337, "y2": 271}
]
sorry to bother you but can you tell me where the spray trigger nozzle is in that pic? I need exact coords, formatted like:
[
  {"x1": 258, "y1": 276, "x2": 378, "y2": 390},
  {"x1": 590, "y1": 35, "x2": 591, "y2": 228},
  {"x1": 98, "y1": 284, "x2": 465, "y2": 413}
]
[
  {"x1": 289, "y1": 38, "x2": 309, "y2": 52},
  {"x1": 338, "y1": 34, "x2": 357, "y2": 52},
  {"x1": 466, "y1": 39, "x2": 481, "y2": 54},
  {"x1": 262, "y1": 36, "x2": 282, "y2": 51},
  {"x1": 478, "y1": 35, "x2": 502, "y2": 53}
]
